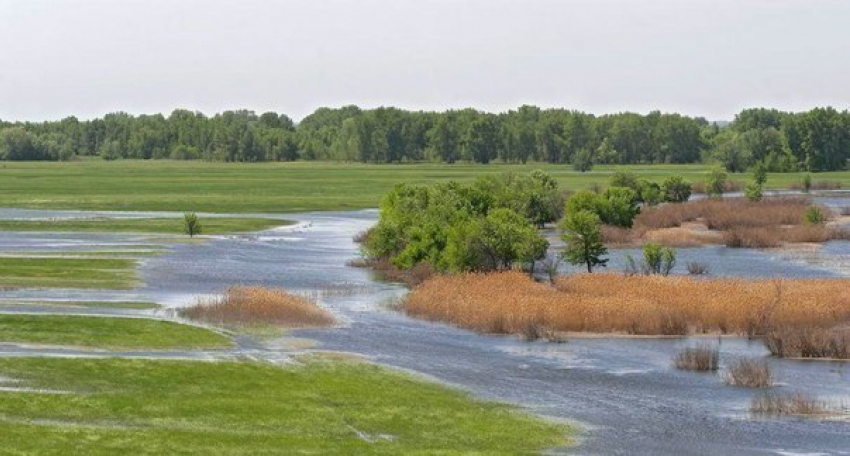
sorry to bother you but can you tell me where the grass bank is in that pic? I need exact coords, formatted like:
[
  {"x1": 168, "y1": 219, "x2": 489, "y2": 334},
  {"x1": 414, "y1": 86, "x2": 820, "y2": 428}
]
[
  {"x1": 0, "y1": 257, "x2": 138, "y2": 289},
  {"x1": 0, "y1": 160, "x2": 847, "y2": 213},
  {"x1": 0, "y1": 357, "x2": 571, "y2": 453},
  {"x1": 0, "y1": 217, "x2": 290, "y2": 234},
  {"x1": 403, "y1": 272, "x2": 850, "y2": 342},
  {"x1": 0, "y1": 315, "x2": 231, "y2": 349},
  {"x1": 0, "y1": 300, "x2": 160, "y2": 310}
]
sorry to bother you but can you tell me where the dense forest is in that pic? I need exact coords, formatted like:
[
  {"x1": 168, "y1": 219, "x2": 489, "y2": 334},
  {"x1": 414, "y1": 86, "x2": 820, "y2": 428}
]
[{"x1": 0, "y1": 106, "x2": 848, "y2": 171}]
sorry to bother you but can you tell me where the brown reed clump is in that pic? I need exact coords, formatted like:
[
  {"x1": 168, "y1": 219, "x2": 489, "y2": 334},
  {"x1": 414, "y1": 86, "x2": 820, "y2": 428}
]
[
  {"x1": 673, "y1": 345, "x2": 719, "y2": 371},
  {"x1": 724, "y1": 358, "x2": 772, "y2": 387},
  {"x1": 180, "y1": 286, "x2": 335, "y2": 328},
  {"x1": 402, "y1": 272, "x2": 850, "y2": 343},
  {"x1": 632, "y1": 197, "x2": 846, "y2": 248},
  {"x1": 763, "y1": 325, "x2": 850, "y2": 359},
  {"x1": 601, "y1": 225, "x2": 636, "y2": 245},
  {"x1": 750, "y1": 392, "x2": 832, "y2": 416}
]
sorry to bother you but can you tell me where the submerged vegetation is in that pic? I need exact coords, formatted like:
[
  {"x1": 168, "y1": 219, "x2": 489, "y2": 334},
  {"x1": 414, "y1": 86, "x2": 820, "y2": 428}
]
[
  {"x1": 179, "y1": 286, "x2": 335, "y2": 330},
  {"x1": 403, "y1": 272, "x2": 850, "y2": 348}
]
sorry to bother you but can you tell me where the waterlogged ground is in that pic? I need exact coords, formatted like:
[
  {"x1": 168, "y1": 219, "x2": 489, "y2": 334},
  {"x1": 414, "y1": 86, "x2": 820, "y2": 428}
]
[{"x1": 0, "y1": 204, "x2": 849, "y2": 454}]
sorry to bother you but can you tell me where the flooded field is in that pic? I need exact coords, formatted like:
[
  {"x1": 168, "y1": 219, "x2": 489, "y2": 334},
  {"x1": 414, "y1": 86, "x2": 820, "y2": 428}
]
[{"x1": 0, "y1": 202, "x2": 849, "y2": 454}]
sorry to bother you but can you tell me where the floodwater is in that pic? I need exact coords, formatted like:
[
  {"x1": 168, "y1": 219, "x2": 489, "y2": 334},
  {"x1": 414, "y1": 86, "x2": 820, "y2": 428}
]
[{"x1": 0, "y1": 205, "x2": 849, "y2": 454}]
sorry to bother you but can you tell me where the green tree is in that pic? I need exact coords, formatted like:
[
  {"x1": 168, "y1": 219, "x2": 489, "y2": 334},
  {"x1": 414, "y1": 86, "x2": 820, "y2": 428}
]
[
  {"x1": 572, "y1": 148, "x2": 594, "y2": 172},
  {"x1": 183, "y1": 213, "x2": 202, "y2": 237},
  {"x1": 560, "y1": 210, "x2": 608, "y2": 273}
]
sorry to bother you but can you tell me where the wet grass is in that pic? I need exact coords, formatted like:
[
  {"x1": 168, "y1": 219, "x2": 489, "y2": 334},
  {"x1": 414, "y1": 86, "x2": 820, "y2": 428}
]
[
  {"x1": 0, "y1": 217, "x2": 289, "y2": 234},
  {"x1": 0, "y1": 357, "x2": 572, "y2": 453},
  {"x1": 0, "y1": 315, "x2": 231, "y2": 349},
  {"x1": 0, "y1": 161, "x2": 847, "y2": 213},
  {"x1": 0, "y1": 257, "x2": 138, "y2": 289},
  {"x1": 180, "y1": 286, "x2": 335, "y2": 331},
  {"x1": 0, "y1": 300, "x2": 160, "y2": 310}
]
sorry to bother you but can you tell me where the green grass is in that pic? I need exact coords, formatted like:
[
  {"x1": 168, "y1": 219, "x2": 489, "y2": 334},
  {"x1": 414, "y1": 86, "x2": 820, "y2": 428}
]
[
  {"x1": 0, "y1": 257, "x2": 137, "y2": 289},
  {"x1": 0, "y1": 315, "x2": 230, "y2": 349},
  {"x1": 0, "y1": 357, "x2": 571, "y2": 454},
  {"x1": 0, "y1": 217, "x2": 290, "y2": 234},
  {"x1": 0, "y1": 161, "x2": 845, "y2": 213},
  {"x1": 0, "y1": 300, "x2": 160, "y2": 310}
]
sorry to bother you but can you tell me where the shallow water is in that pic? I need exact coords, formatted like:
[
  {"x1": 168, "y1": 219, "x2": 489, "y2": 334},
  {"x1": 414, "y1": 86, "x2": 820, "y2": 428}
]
[{"x1": 0, "y1": 207, "x2": 849, "y2": 454}]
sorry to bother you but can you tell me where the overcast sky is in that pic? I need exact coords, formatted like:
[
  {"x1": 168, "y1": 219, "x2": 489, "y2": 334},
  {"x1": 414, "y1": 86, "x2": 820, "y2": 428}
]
[{"x1": 1, "y1": 0, "x2": 849, "y2": 122}]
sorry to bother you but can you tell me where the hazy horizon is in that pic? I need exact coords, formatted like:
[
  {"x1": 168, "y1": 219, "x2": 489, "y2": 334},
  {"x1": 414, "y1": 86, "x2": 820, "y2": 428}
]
[{"x1": 2, "y1": 0, "x2": 849, "y2": 122}]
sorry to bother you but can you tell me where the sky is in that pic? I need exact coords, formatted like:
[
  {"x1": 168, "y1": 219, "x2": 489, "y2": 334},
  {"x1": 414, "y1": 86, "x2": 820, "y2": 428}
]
[{"x1": 1, "y1": 0, "x2": 849, "y2": 122}]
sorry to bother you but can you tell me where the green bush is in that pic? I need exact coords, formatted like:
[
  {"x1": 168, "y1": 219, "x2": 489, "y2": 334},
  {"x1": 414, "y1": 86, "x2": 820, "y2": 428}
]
[
  {"x1": 804, "y1": 206, "x2": 826, "y2": 225},
  {"x1": 661, "y1": 176, "x2": 692, "y2": 203},
  {"x1": 744, "y1": 182, "x2": 763, "y2": 202},
  {"x1": 183, "y1": 213, "x2": 202, "y2": 237},
  {"x1": 706, "y1": 167, "x2": 727, "y2": 198}
]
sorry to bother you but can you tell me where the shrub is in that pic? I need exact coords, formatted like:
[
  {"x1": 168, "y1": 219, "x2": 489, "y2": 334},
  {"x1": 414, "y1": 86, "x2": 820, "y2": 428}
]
[
  {"x1": 641, "y1": 243, "x2": 676, "y2": 276},
  {"x1": 744, "y1": 182, "x2": 763, "y2": 202},
  {"x1": 686, "y1": 261, "x2": 709, "y2": 275},
  {"x1": 183, "y1": 212, "x2": 202, "y2": 237},
  {"x1": 706, "y1": 167, "x2": 727, "y2": 198},
  {"x1": 637, "y1": 179, "x2": 663, "y2": 206},
  {"x1": 804, "y1": 206, "x2": 826, "y2": 225},
  {"x1": 609, "y1": 171, "x2": 638, "y2": 190},
  {"x1": 724, "y1": 358, "x2": 772, "y2": 388},
  {"x1": 802, "y1": 173, "x2": 812, "y2": 193},
  {"x1": 673, "y1": 345, "x2": 719, "y2": 371},
  {"x1": 572, "y1": 148, "x2": 593, "y2": 172},
  {"x1": 661, "y1": 176, "x2": 692, "y2": 203},
  {"x1": 565, "y1": 187, "x2": 640, "y2": 228}
]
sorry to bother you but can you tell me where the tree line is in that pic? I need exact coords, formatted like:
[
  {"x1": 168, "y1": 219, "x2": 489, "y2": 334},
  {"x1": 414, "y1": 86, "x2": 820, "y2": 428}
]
[{"x1": 0, "y1": 106, "x2": 847, "y2": 171}]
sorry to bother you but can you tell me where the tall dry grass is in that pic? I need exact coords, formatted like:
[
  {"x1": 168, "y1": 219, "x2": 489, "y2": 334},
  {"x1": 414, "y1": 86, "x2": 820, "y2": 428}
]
[
  {"x1": 633, "y1": 197, "x2": 846, "y2": 248},
  {"x1": 673, "y1": 345, "x2": 719, "y2": 371},
  {"x1": 402, "y1": 272, "x2": 850, "y2": 339},
  {"x1": 751, "y1": 393, "x2": 833, "y2": 416},
  {"x1": 724, "y1": 358, "x2": 772, "y2": 387},
  {"x1": 180, "y1": 286, "x2": 335, "y2": 328}
]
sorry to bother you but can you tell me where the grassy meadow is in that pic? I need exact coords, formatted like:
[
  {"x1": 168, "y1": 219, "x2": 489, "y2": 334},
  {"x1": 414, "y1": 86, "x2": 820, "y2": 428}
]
[
  {"x1": 0, "y1": 217, "x2": 290, "y2": 234},
  {"x1": 0, "y1": 357, "x2": 571, "y2": 454},
  {"x1": 0, "y1": 257, "x2": 138, "y2": 289},
  {"x1": 0, "y1": 314, "x2": 231, "y2": 349},
  {"x1": 0, "y1": 160, "x2": 846, "y2": 213}
]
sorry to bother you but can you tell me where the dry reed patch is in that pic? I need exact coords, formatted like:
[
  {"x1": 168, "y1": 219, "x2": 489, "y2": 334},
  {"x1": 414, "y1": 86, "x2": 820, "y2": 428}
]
[
  {"x1": 750, "y1": 393, "x2": 833, "y2": 416},
  {"x1": 402, "y1": 272, "x2": 850, "y2": 339},
  {"x1": 724, "y1": 358, "x2": 772, "y2": 387},
  {"x1": 673, "y1": 345, "x2": 719, "y2": 371},
  {"x1": 763, "y1": 326, "x2": 850, "y2": 360},
  {"x1": 180, "y1": 286, "x2": 335, "y2": 328}
]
